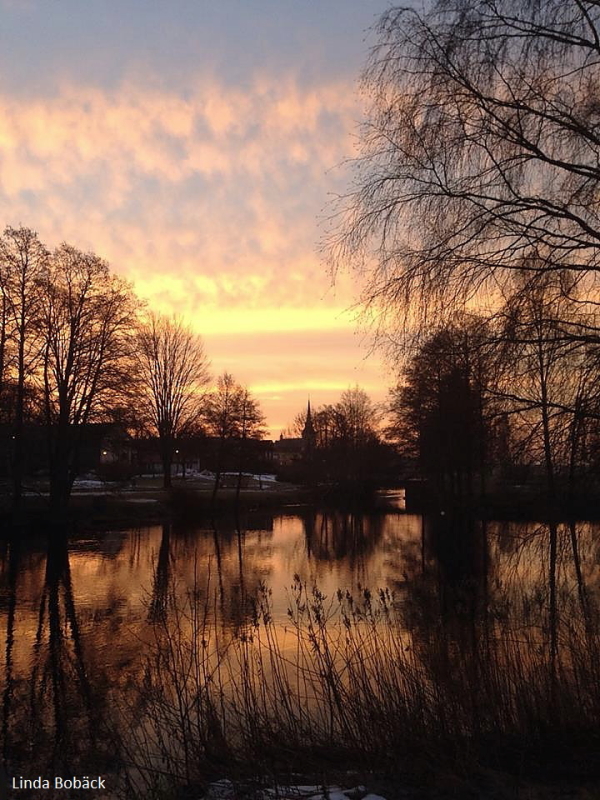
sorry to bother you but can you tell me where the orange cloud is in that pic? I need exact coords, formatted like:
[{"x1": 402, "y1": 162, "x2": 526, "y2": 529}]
[{"x1": 0, "y1": 74, "x2": 386, "y2": 433}]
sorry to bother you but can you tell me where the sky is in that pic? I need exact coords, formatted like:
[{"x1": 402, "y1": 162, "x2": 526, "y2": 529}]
[{"x1": 0, "y1": 0, "x2": 394, "y2": 437}]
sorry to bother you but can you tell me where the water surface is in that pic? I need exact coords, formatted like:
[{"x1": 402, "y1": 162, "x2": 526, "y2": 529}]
[{"x1": 1, "y1": 505, "x2": 598, "y2": 793}]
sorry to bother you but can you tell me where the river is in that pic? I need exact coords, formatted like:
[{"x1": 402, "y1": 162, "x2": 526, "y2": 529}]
[{"x1": 1, "y1": 501, "x2": 598, "y2": 797}]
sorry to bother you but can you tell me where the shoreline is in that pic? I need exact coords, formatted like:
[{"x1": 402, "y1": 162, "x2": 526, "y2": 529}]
[
  {"x1": 2, "y1": 480, "x2": 600, "y2": 534},
  {"x1": 0, "y1": 482, "x2": 313, "y2": 532}
]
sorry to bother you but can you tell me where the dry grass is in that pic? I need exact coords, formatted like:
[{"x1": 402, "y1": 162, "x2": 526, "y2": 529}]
[{"x1": 109, "y1": 572, "x2": 600, "y2": 799}]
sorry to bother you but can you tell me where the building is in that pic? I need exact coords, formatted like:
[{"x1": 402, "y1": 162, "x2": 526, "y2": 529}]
[{"x1": 273, "y1": 400, "x2": 315, "y2": 465}]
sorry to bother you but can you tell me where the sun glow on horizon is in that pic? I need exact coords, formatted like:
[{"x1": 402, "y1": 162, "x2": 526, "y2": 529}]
[{"x1": 0, "y1": 0, "x2": 392, "y2": 436}]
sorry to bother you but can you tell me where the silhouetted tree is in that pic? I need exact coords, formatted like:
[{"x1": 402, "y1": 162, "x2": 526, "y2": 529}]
[
  {"x1": 328, "y1": 1, "x2": 600, "y2": 341},
  {"x1": 0, "y1": 226, "x2": 48, "y2": 508},
  {"x1": 496, "y1": 269, "x2": 600, "y2": 499},
  {"x1": 204, "y1": 373, "x2": 265, "y2": 503},
  {"x1": 234, "y1": 386, "x2": 266, "y2": 500},
  {"x1": 335, "y1": 386, "x2": 380, "y2": 445},
  {"x1": 135, "y1": 313, "x2": 209, "y2": 489},
  {"x1": 0, "y1": 244, "x2": 11, "y2": 406},
  {"x1": 41, "y1": 244, "x2": 137, "y2": 512},
  {"x1": 388, "y1": 316, "x2": 504, "y2": 496},
  {"x1": 328, "y1": 387, "x2": 383, "y2": 483},
  {"x1": 288, "y1": 387, "x2": 386, "y2": 486}
]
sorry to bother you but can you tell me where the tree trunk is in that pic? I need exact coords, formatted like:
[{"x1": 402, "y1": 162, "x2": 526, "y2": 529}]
[
  {"x1": 48, "y1": 420, "x2": 76, "y2": 517},
  {"x1": 11, "y1": 319, "x2": 26, "y2": 511},
  {"x1": 159, "y1": 437, "x2": 173, "y2": 489}
]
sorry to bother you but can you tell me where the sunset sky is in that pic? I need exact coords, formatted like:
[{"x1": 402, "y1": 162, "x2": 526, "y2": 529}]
[{"x1": 0, "y1": 0, "x2": 393, "y2": 436}]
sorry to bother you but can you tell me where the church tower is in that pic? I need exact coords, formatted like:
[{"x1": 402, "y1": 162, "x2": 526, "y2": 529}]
[{"x1": 302, "y1": 399, "x2": 316, "y2": 453}]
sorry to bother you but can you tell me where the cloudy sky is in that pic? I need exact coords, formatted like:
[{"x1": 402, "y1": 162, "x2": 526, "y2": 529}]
[{"x1": 0, "y1": 0, "x2": 393, "y2": 436}]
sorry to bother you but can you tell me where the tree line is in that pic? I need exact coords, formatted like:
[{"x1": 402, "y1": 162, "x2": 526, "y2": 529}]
[
  {"x1": 285, "y1": 386, "x2": 393, "y2": 487},
  {"x1": 387, "y1": 291, "x2": 600, "y2": 505},
  {"x1": 0, "y1": 226, "x2": 264, "y2": 513}
]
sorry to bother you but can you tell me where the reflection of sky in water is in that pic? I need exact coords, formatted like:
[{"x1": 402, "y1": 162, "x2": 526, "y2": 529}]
[
  {"x1": 0, "y1": 512, "x2": 424, "y2": 678},
  {"x1": 2, "y1": 511, "x2": 600, "y2": 785},
  {"x1": 2, "y1": 513, "x2": 600, "y2": 681}
]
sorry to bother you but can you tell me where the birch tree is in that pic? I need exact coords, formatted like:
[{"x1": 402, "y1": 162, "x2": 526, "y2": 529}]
[{"x1": 328, "y1": 1, "x2": 600, "y2": 340}]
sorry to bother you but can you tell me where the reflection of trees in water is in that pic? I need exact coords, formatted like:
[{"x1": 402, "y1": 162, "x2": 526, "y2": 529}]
[
  {"x1": 301, "y1": 509, "x2": 386, "y2": 566},
  {"x1": 398, "y1": 514, "x2": 600, "y2": 687},
  {"x1": 1, "y1": 513, "x2": 598, "y2": 788},
  {"x1": 122, "y1": 515, "x2": 600, "y2": 793},
  {"x1": 1, "y1": 534, "x2": 108, "y2": 777},
  {"x1": 486, "y1": 520, "x2": 600, "y2": 634},
  {"x1": 146, "y1": 519, "x2": 275, "y2": 636},
  {"x1": 428, "y1": 512, "x2": 488, "y2": 623},
  {"x1": 386, "y1": 515, "x2": 600, "y2": 757},
  {"x1": 31, "y1": 536, "x2": 98, "y2": 769},
  {"x1": 148, "y1": 524, "x2": 172, "y2": 622},
  {"x1": 398, "y1": 513, "x2": 490, "y2": 663},
  {"x1": 206, "y1": 517, "x2": 274, "y2": 634},
  {"x1": 1, "y1": 536, "x2": 19, "y2": 768}
]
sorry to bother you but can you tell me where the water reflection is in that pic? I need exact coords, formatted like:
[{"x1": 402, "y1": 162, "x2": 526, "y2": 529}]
[
  {"x1": 0, "y1": 534, "x2": 111, "y2": 781},
  {"x1": 148, "y1": 523, "x2": 171, "y2": 622},
  {"x1": 302, "y1": 509, "x2": 386, "y2": 565},
  {"x1": 0, "y1": 510, "x2": 599, "y2": 789},
  {"x1": 32, "y1": 538, "x2": 95, "y2": 762}
]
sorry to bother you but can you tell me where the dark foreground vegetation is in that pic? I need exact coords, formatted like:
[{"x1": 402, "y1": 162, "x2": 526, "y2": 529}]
[{"x1": 112, "y1": 567, "x2": 600, "y2": 799}]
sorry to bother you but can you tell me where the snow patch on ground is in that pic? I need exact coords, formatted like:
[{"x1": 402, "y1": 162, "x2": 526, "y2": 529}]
[
  {"x1": 124, "y1": 498, "x2": 158, "y2": 504},
  {"x1": 203, "y1": 780, "x2": 386, "y2": 800},
  {"x1": 72, "y1": 479, "x2": 113, "y2": 489}
]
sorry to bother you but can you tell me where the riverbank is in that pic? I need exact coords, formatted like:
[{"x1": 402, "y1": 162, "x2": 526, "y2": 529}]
[
  {"x1": 0, "y1": 480, "x2": 313, "y2": 532},
  {"x1": 403, "y1": 479, "x2": 600, "y2": 520},
  {"x1": 0, "y1": 479, "x2": 412, "y2": 532}
]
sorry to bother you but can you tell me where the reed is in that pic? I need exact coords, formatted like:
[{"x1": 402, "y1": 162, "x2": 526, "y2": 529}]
[{"x1": 111, "y1": 575, "x2": 600, "y2": 799}]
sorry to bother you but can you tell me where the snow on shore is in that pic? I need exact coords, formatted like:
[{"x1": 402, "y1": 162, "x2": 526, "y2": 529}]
[{"x1": 204, "y1": 779, "x2": 386, "y2": 800}]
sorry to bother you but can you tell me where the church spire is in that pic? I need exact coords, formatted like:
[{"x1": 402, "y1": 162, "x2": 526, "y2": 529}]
[{"x1": 302, "y1": 397, "x2": 316, "y2": 448}]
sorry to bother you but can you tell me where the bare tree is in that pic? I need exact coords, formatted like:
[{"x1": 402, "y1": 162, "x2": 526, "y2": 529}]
[
  {"x1": 234, "y1": 385, "x2": 266, "y2": 501},
  {"x1": 495, "y1": 269, "x2": 600, "y2": 498},
  {"x1": 0, "y1": 250, "x2": 10, "y2": 404},
  {"x1": 0, "y1": 226, "x2": 48, "y2": 508},
  {"x1": 334, "y1": 386, "x2": 381, "y2": 447},
  {"x1": 328, "y1": 1, "x2": 600, "y2": 339},
  {"x1": 41, "y1": 244, "x2": 137, "y2": 512},
  {"x1": 135, "y1": 313, "x2": 209, "y2": 489},
  {"x1": 204, "y1": 372, "x2": 243, "y2": 504},
  {"x1": 203, "y1": 373, "x2": 265, "y2": 503}
]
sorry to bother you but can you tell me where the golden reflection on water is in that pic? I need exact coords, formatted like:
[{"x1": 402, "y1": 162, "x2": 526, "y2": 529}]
[
  {"x1": 1, "y1": 510, "x2": 600, "y2": 783},
  {"x1": 0, "y1": 512, "x2": 425, "y2": 680},
  {"x1": 2, "y1": 513, "x2": 600, "y2": 676}
]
